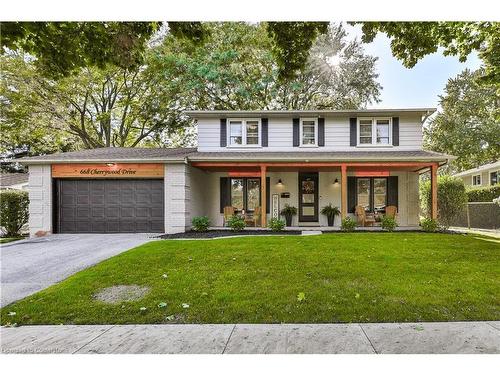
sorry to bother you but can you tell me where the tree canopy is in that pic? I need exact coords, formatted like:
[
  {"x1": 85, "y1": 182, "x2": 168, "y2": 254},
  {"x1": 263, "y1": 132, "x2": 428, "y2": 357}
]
[
  {"x1": 424, "y1": 69, "x2": 500, "y2": 173},
  {"x1": 356, "y1": 22, "x2": 500, "y2": 91}
]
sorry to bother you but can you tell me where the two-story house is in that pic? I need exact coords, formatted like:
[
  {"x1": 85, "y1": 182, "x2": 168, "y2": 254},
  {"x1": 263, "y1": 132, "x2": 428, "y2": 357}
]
[{"x1": 21, "y1": 109, "x2": 452, "y2": 236}]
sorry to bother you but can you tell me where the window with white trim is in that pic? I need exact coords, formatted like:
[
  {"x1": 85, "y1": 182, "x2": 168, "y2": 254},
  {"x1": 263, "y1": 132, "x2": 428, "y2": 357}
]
[
  {"x1": 300, "y1": 118, "x2": 318, "y2": 146},
  {"x1": 228, "y1": 119, "x2": 261, "y2": 146},
  {"x1": 357, "y1": 118, "x2": 392, "y2": 146},
  {"x1": 472, "y1": 174, "x2": 482, "y2": 186},
  {"x1": 490, "y1": 171, "x2": 499, "y2": 185}
]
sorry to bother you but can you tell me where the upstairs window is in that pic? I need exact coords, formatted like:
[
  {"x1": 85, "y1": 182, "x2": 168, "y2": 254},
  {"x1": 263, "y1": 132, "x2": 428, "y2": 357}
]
[
  {"x1": 472, "y1": 174, "x2": 482, "y2": 186},
  {"x1": 357, "y1": 118, "x2": 392, "y2": 146},
  {"x1": 300, "y1": 118, "x2": 318, "y2": 146},
  {"x1": 228, "y1": 119, "x2": 261, "y2": 146}
]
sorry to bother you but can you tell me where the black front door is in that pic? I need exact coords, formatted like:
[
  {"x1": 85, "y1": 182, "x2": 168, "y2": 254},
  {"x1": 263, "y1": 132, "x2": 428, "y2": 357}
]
[{"x1": 298, "y1": 172, "x2": 319, "y2": 222}]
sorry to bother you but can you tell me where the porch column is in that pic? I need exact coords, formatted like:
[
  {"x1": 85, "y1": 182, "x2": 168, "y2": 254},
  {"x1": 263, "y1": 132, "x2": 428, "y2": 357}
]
[
  {"x1": 341, "y1": 164, "x2": 347, "y2": 219},
  {"x1": 431, "y1": 163, "x2": 438, "y2": 220},
  {"x1": 261, "y1": 165, "x2": 267, "y2": 228}
]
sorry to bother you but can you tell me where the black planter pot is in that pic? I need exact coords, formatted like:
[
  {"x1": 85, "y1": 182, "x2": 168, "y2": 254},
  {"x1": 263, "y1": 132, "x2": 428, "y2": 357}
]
[
  {"x1": 327, "y1": 215, "x2": 335, "y2": 227},
  {"x1": 285, "y1": 215, "x2": 293, "y2": 227}
]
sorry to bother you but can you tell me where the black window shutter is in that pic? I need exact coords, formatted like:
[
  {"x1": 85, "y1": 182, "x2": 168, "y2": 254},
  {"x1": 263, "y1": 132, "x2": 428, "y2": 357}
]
[
  {"x1": 220, "y1": 177, "x2": 231, "y2": 213},
  {"x1": 261, "y1": 118, "x2": 268, "y2": 147},
  {"x1": 318, "y1": 118, "x2": 325, "y2": 146},
  {"x1": 349, "y1": 118, "x2": 357, "y2": 146},
  {"x1": 220, "y1": 119, "x2": 227, "y2": 147},
  {"x1": 347, "y1": 176, "x2": 356, "y2": 213},
  {"x1": 266, "y1": 177, "x2": 270, "y2": 213},
  {"x1": 392, "y1": 117, "x2": 399, "y2": 146},
  {"x1": 387, "y1": 176, "x2": 398, "y2": 208},
  {"x1": 292, "y1": 118, "x2": 300, "y2": 147}
]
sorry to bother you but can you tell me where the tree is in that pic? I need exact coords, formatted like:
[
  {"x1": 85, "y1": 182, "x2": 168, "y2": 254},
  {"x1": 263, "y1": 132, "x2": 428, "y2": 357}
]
[
  {"x1": 356, "y1": 22, "x2": 500, "y2": 90},
  {"x1": 158, "y1": 22, "x2": 380, "y2": 110},
  {"x1": 1, "y1": 21, "x2": 328, "y2": 81},
  {"x1": 1, "y1": 50, "x2": 194, "y2": 153},
  {"x1": 424, "y1": 69, "x2": 500, "y2": 173}
]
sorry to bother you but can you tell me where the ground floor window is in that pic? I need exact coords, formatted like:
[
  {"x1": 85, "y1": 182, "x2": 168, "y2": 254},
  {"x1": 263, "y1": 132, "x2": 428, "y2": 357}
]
[
  {"x1": 230, "y1": 178, "x2": 261, "y2": 212},
  {"x1": 356, "y1": 177, "x2": 387, "y2": 213},
  {"x1": 490, "y1": 171, "x2": 498, "y2": 185},
  {"x1": 472, "y1": 174, "x2": 482, "y2": 186}
]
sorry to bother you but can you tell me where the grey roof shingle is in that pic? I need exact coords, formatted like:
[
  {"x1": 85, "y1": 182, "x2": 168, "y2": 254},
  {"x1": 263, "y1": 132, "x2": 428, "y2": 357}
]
[
  {"x1": 190, "y1": 150, "x2": 452, "y2": 162},
  {"x1": 20, "y1": 147, "x2": 197, "y2": 163},
  {"x1": 0, "y1": 173, "x2": 29, "y2": 187},
  {"x1": 19, "y1": 147, "x2": 452, "y2": 164}
]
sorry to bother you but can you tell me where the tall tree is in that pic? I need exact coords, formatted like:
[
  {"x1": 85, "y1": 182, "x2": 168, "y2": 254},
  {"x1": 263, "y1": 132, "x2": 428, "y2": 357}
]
[
  {"x1": 424, "y1": 69, "x2": 500, "y2": 173},
  {"x1": 157, "y1": 22, "x2": 381, "y2": 110}
]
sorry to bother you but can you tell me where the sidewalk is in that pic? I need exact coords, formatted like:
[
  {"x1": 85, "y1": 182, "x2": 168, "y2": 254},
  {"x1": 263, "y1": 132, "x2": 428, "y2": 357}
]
[{"x1": 1, "y1": 321, "x2": 499, "y2": 354}]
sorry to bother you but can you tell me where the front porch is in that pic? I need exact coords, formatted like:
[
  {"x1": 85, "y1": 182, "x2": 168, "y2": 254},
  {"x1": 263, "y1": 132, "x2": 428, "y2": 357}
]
[{"x1": 189, "y1": 161, "x2": 439, "y2": 229}]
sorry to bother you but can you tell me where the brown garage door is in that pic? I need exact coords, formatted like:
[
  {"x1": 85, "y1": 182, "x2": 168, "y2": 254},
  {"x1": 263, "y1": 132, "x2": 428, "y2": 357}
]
[{"x1": 56, "y1": 179, "x2": 164, "y2": 233}]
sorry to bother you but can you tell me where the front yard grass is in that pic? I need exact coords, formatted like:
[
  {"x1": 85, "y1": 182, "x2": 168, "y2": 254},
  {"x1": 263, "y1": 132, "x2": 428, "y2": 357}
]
[{"x1": 1, "y1": 233, "x2": 499, "y2": 325}]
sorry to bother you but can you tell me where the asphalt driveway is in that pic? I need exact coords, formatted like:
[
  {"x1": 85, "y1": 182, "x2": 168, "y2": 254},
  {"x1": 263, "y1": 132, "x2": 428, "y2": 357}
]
[{"x1": 1, "y1": 234, "x2": 154, "y2": 307}]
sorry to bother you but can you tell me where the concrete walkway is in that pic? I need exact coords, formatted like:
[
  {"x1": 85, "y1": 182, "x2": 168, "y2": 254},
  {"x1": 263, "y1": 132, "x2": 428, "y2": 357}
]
[
  {"x1": 1, "y1": 234, "x2": 154, "y2": 307},
  {"x1": 1, "y1": 321, "x2": 499, "y2": 354}
]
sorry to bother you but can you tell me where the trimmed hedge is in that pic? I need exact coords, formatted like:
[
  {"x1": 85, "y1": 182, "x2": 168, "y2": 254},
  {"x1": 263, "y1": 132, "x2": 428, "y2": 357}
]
[
  {"x1": 0, "y1": 190, "x2": 29, "y2": 237},
  {"x1": 466, "y1": 184, "x2": 500, "y2": 202}
]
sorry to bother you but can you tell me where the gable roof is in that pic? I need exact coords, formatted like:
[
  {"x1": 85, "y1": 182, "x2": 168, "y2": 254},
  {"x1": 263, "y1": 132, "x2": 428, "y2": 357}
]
[
  {"x1": 0, "y1": 173, "x2": 29, "y2": 187},
  {"x1": 452, "y1": 160, "x2": 500, "y2": 177}
]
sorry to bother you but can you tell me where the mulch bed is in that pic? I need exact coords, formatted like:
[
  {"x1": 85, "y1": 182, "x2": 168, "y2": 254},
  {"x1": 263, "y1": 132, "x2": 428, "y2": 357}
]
[{"x1": 158, "y1": 230, "x2": 302, "y2": 239}]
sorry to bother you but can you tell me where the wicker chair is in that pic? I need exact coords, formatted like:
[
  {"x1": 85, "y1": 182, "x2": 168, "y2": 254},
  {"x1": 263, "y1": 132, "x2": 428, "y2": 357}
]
[
  {"x1": 355, "y1": 205, "x2": 375, "y2": 227},
  {"x1": 223, "y1": 206, "x2": 235, "y2": 226},
  {"x1": 245, "y1": 207, "x2": 261, "y2": 227},
  {"x1": 385, "y1": 206, "x2": 398, "y2": 220}
]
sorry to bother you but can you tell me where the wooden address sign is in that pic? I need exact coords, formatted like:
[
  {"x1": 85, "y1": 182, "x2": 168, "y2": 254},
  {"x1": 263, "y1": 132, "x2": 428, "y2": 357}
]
[{"x1": 52, "y1": 163, "x2": 164, "y2": 178}]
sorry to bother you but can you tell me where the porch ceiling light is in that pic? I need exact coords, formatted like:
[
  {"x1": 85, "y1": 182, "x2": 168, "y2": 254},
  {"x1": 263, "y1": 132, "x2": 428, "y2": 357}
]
[{"x1": 105, "y1": 163, "x2": 115, "y2": 167}]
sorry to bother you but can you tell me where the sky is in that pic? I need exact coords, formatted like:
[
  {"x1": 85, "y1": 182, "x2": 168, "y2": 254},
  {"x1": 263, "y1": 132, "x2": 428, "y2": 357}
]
[{"x1": 344, "y1": 24, "x2": 482, "y2": 109}]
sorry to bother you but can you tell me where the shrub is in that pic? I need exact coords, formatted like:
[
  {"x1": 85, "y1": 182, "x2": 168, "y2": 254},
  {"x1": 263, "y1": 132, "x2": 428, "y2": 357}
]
[
  {"x1": 191, "y1": 216, "x2": 210, "y2": 232},
  {"x1": 0, "y1": 190, "x2": 29, "y2": 237},
  {"x1": 268, "y1": 218, "x2": 285, "y2": 231},
  {"x1": 340, "y1": 217, "x2": 357, "y2": 232},
  {"x1": 227, "y1": 215, "x2": 245, "y2": 231},
  {"x1": 420, "y1": 218, "x2": 439, "y2": 232},
  {"x1": 381, "y1": 215, "x2": 398, "y2": 232},
  {"x1": 466, "y1": 184, "x2": 500, "y2": 202},
  {"x1": 420, "y1": 175, "x2": 467, "y2": 228}
]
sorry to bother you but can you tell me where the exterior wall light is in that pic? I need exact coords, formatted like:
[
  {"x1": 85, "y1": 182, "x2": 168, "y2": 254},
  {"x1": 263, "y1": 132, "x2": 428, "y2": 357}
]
[
  {"x1": 333, "y1": 178, "x2": 339, "y2": 185},
  {"x1": 277, "y1": 179, "x2": 283, "y2": 186}
]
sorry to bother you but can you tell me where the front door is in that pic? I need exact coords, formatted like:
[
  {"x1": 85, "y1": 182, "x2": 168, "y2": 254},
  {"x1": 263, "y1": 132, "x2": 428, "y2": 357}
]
[{"x1": 298, "y1": 172, "x2": 319, "y2": 222}]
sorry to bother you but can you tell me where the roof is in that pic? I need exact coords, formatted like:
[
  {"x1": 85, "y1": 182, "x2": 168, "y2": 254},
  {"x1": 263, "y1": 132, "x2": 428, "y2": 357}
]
[
  {"x1": 190, "y1": 150, "x2": 453, "y2": 163},
  {"x1": 0, "y1": 173, "x2": 29, "y2": 187},
  {"x1": 184, "y1": 108, "x2": 437, "y2": 118},
  {"x1": 452, "y1": 160, "x2": 500, "y2": 177},
  {"x1": 18, "y1": 147, "x2": 452, "y2": 165},
  {"x1": 20, "y1": 147, "x2": 197, "y2": 164}
]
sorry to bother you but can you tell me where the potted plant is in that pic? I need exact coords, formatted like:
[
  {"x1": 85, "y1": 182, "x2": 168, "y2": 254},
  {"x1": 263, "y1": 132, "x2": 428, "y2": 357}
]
[
  {"x1": 280, "y1": 204, "x2": 297, "y2": 227},
  {"x1": 320, "y1": 203, "x2": 340, "y2": 226}
]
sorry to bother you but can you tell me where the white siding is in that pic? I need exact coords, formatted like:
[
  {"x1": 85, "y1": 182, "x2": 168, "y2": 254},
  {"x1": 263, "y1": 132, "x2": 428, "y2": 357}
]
[
  {"x1": 196, "y1": 114, "x2": 424, "y2": 152},
  {"x1": 28, "y1": 165, "x2": 52, "y2": 237}
]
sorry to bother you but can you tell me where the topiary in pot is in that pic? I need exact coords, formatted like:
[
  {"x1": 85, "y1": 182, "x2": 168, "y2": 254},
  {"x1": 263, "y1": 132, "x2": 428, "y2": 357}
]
[
  {"x1": 280, "y1": 204, "x2": 297, "y2": 226},
  {"x1": 320, "y1": 203, "x2": 340, "y2": 226}
]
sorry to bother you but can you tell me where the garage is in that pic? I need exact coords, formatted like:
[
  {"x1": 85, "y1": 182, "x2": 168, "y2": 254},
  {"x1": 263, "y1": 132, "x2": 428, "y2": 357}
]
[{"x1": 55, "y1": 179, "x2": 164, "y2": 233}]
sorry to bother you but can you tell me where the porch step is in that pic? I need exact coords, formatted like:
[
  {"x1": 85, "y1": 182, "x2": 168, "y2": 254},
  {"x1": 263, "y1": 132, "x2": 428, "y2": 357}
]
[
  {"x1": 298, "y1": 222, "x2": 320, "y2": 227},
  {"x1": 301, "y1": 230, "x2": 323, "y2": 236}
]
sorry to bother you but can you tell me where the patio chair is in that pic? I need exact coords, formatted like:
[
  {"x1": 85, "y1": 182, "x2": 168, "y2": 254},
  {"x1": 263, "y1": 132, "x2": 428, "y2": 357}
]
[
  {"x1": 385, "y1": 206, "x2": 398, "y2": 220},
  {"x1": 355, "y1": 205, "x2": 375, "y2": 227},
  {"x1": 223, "y1": 206, "x2": 235, "y2": 226},
  {"x1": 245, "y1": 206, "x2": 261, "y2": 227}
]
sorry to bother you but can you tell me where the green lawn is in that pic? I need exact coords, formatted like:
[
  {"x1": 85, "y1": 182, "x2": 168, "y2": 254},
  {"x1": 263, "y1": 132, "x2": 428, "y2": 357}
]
[{"x1": 1, "y1": 233, "x2": 499, "y2": 325}]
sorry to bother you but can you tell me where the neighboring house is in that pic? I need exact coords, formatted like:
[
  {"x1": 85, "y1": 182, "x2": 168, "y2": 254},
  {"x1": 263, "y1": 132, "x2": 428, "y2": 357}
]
[
  {"x1": 20, "y1": 108, "x2": 452, "y2": 236},
  {"x1": 452, "y1": 161, "x2": 500, "y2": 188},
  {"x1": 0, "y1": 173, "x2": 29, "y2": 190}
]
